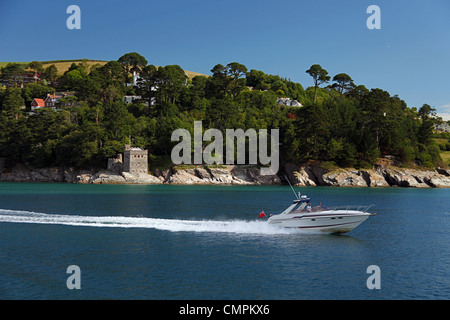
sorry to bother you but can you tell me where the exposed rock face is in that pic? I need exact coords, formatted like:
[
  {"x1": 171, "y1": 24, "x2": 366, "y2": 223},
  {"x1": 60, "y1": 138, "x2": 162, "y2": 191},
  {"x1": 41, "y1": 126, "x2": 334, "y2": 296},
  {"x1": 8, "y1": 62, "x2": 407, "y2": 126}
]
[
  {"x1": 89, "y1": 171, "x2": 162, "y2": 184},
  {"x1": 322, "y1": 169, "x2": 369, "y2": 187},
  {"x1": 0, "y1": 161, "x2": 449, "y2": 187},
  {"x1": 379, "y1": 167, "x2": 450, "y2": 188},
  {"x1": 163, "y1": 165, "x2": 281, "y2": 185},
  {"x1": 286, "y1": 162, "x2": 450, "y2": 188},
  {"x1": 0, "y1": 165, "x2": 69, "y2": 183},
  {"x1": 0, "y1": 164, "x2": 280, "y2": 185},
  {"x1": 0, "y1": 165, "x2": 163, "y2": 185},
  {"x1": 231, "y1": 166, "x2": 281, "y2": 185},
  {"x1": 366, "y1": 170, "x2": 390, "y2": 187}
]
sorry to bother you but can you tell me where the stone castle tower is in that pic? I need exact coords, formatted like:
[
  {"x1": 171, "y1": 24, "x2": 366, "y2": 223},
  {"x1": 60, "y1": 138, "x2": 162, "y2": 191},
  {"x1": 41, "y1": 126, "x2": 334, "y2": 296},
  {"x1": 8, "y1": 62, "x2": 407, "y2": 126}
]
[
  {"x1": 123, "y1": 144, "x2": 148, "y2": 174},
  {"x1": 107, "y1": 144, "x2": 148, "y2": 174}
]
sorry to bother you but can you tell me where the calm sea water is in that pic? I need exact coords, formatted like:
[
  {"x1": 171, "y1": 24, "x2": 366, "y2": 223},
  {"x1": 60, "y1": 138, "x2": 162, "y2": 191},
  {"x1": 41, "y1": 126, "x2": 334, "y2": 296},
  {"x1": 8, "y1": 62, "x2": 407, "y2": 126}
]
[{"x1": 0, "y1": 182, "x2": 448, "y2": 300}]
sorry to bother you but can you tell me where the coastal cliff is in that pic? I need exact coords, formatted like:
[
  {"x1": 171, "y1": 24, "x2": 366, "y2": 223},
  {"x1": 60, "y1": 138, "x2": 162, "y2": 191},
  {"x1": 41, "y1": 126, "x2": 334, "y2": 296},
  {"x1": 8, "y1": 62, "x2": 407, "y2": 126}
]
[
  {"x1": 285, "y1": 162, "x2": 450, "y2": 188},
  {"x1": 0, "y1": 162, "x2": 449, "y2": 188}
]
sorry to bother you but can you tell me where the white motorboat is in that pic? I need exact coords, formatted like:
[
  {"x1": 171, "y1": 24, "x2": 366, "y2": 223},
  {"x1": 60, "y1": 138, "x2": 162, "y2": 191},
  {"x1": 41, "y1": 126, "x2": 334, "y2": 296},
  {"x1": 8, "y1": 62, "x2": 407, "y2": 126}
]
[{"x1": 260, "y1": 179, "x2": 375, "y2": 234}]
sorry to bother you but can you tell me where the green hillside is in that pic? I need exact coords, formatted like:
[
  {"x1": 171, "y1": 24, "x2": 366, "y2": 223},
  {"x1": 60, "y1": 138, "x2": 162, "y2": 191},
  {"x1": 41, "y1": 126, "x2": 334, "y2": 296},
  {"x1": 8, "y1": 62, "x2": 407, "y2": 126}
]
[{"x1": 0, "y1": 59, "x2": 206, "y2": 80}]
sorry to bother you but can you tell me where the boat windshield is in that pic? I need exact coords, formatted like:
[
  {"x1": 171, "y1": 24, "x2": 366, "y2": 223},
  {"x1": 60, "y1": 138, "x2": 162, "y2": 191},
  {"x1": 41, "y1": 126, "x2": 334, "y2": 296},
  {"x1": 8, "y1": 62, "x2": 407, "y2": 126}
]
[{"x1": 290, "y1": 204, "x2": 329, "y2": 214}]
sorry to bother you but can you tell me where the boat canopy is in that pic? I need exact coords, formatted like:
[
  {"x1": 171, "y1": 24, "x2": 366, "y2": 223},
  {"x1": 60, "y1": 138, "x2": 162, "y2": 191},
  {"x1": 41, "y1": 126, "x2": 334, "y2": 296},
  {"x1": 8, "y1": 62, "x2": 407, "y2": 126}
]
[{"x1": 295, "y1": 195, "x2": 310, "y2": 203}]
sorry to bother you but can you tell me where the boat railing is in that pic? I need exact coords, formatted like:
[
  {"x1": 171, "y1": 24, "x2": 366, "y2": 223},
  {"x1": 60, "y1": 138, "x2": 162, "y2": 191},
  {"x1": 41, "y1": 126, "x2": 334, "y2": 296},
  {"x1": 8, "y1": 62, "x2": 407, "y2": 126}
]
[{"x1": 326, "y1": 204, "x2": 375, "y2": 213}]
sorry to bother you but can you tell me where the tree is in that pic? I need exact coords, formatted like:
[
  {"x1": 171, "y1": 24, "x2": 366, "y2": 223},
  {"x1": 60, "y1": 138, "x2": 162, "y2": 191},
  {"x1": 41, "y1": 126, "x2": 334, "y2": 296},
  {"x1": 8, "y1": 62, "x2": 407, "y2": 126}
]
[
  {"x1": 187, "y1": 75, "x2": 209, "y2": 111},
  {"x1": 347, "y1": 84, "x2": 369, "y2": 102},
  {"x1": 28, "y1": 61, "x2": 44, "y2": 79},
  {"x1": 361, "y1": 88, "x2": 391, "y2": 149},
  {"x1": 1, "y1": 63, "x2": 25, "y2": 86},
  {"x1": 417, "y1": 104, "x2": 437, "y2": 145},
  {"x1": 103, "y1": 101, "x2": 135, "y2": 140},
  {"x1": 56, "y1": 128, "x2": 99, "y2": 168},
  {"x1": 305, "y1": 64, "x2": 330, "y2": 103},
  {"x1": 207, "y1": 64, "x2": 228, "y2": 98},
  {"x1": 62, "y1": 69, "x2": 84, "y2": 89},
  {"x1": 297, "y1": 104, "x2": 330, "y2": 159},
  {"x1": 136, "y1": 64, "x2": 158, "y2": 112},
  {"x1": 21, "y1": 82, "x2": 55, "y2": 108},
  {"x1": 246, "y1": 69, "x2": 270, "y2": 91},
  {"x1": 136, "y1": 64, "x2": 187, "y2": 115},
  {"x1": 207, "y1": 62, "x2": 247, "y2": 99},
  {"x1": 332, "y1": 73, "x2": 354, "y2": 99},
  {"x1": 205, "y1": 96, "x2": 241, "y2": 131},
  {"x1": 89, "y1": 60, "x2": 126, "y2": 103},
  {"x1": 42, "y1": 64, "x2": 59, "y2": 82},
  {"x1": 118, "y1": 52, "x2": 148, "y2": 85},
  {"x1": 0, "y1": 112, "x2": 13, "y2": 156},
  {"x1": 156, "y1": 65, "x2": 188, "y2": 105},
  {"x1": 2, "y1": 87, "x2": 24, "y2": 119},
  {"x1": 271, "y1": 80, "x2": 288, "y2": 96},
  {"x1": 225, "y1": 62, "x2": 248, "y2": 99},
  {"x1": 2, "y1": 117, "x2": 32, "y2": 163}
]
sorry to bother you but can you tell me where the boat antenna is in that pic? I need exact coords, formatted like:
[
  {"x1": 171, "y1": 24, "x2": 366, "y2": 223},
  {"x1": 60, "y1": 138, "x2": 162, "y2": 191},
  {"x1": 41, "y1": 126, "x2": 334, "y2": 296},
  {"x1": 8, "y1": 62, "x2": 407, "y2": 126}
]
[{"x1": 284, "y1": 175, "x2": 300, "y2": 200}]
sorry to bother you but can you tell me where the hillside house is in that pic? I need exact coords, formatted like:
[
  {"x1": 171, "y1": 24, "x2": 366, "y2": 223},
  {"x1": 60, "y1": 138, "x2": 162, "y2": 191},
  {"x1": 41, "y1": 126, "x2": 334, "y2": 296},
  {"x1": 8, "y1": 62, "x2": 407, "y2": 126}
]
[
  {"x1": 44, "y1": 93, "x2": 63, "y2": 108},
  {"x1": 1, "y1": 72, "x2": 41, "y2": 87},
  {"x1": 435, "y1": 123, "x2": 450, "y2": 133},
  {"x1": 276, "y1": 97, "x2": 303, "y2": 107},
  {"x1": 30, "y1": 98, "x2": 45, "y2": 111},
  {"x1": 123, "y1": 95, "x2": 153, "y2": 106},
  {"x1": 30, "y1": 93, "x2": 77, "y2": 112}
]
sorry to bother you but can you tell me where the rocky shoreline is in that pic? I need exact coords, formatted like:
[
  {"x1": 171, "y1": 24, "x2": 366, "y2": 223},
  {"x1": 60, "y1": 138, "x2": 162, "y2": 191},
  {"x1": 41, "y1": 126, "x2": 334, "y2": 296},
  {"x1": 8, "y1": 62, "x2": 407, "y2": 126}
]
[
  {"x1": 286, "y1": 163, "x2": 450, "y2": 188},
  {"x1": 0, "y1": 164, "x2": 281, "y2": 185},
  {"x1": 0, "y1": 162, "x2": 449, "y2": 188}
]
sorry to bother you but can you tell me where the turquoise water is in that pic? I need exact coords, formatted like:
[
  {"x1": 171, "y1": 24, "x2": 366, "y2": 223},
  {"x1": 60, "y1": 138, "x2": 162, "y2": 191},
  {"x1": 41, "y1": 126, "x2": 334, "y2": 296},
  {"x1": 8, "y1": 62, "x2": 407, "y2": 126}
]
[{"x1": 0, "y1": 183, "x2": 448, "y2": 300}]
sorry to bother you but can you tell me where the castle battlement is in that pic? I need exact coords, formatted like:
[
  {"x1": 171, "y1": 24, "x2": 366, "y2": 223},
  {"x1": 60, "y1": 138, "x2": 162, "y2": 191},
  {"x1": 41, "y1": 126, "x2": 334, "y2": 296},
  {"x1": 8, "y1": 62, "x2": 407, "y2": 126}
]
[{"x1": 107, "y1": 145, "x2": 148, "y2": 174}]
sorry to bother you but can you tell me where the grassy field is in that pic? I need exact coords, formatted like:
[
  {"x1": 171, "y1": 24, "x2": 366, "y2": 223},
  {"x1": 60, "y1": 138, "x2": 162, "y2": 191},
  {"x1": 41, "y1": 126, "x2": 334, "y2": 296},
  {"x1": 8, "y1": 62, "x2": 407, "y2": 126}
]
[
  {"x1": 184, "y1": 70, "x2": 209, "y2": 80},
  {"x1": 0, "y1": 59, "x2": 207, "y2": 80},
  {"x1": 441, "y1": 151, "x2": 450, "y2": 165},
  {"x1": 0, "y1": 59, "x2": 107, "y2": 74},
  {"x1": 434, "y1": 138, "x2": 450, "y2": 166},
  {"x1": 0, "y1": 61, "x2": 28, "y2": 68},
  {"x1": 42, "y1": 60, "x2": 107, "y2": 74}
]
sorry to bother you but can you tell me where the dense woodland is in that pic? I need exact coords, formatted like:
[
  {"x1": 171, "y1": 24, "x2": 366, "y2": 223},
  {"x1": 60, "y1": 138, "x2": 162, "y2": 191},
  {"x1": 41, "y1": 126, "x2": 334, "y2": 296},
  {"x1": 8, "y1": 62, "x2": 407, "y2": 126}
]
[{"x1": 0, "y1": 52, "x2": 448, "y2": 171}]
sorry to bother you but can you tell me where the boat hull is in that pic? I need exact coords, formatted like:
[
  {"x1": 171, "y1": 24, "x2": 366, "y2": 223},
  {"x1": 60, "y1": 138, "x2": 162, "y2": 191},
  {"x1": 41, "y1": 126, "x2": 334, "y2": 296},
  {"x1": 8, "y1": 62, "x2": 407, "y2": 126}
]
[{"x1": 268, "y1": 211, "x2": 372, "y2": 234}]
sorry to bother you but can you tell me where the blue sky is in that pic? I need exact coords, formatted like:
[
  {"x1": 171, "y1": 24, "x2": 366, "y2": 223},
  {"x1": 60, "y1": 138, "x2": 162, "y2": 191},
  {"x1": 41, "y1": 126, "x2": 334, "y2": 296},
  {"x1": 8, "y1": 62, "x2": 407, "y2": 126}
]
[{"x1": 1, "y1": 0, "x2": 449, "y2": 119}]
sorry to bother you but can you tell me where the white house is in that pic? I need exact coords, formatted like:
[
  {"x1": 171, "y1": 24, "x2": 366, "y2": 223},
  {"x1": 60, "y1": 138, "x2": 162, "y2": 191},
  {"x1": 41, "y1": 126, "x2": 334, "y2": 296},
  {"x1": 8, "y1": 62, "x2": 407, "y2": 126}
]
[
  {"x1": 435, "y1": 123, "x2": 450, "y2": 133},
  {"x1": 276, "y1": 97, "x2": 303, "y2": 107}
]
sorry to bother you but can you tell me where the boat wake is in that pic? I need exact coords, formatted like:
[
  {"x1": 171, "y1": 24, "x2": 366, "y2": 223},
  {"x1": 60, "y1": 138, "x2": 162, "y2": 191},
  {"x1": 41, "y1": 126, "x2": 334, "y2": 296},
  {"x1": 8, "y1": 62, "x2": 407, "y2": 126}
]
[{"x1": 0, "y1": 209, "x2": 293, "y2": 235}]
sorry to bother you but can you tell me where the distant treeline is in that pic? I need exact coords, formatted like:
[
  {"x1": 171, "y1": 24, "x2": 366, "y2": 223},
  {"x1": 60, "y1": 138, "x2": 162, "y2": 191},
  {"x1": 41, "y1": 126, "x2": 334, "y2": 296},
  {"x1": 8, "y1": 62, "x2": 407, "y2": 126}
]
[
  {"x1": 39, "y1": 59, "x2": 107, "y2": 64},
  {"x1": 0, "y1": 52, "x2": 447, "y2": 170}
]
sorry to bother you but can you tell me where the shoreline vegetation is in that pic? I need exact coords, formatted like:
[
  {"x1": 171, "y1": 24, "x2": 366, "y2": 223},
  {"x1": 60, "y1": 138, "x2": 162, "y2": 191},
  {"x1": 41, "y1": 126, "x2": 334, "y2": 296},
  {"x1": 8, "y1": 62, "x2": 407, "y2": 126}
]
[{"x1": 1, "y1": 53, "x2": 450, "y2": 188}]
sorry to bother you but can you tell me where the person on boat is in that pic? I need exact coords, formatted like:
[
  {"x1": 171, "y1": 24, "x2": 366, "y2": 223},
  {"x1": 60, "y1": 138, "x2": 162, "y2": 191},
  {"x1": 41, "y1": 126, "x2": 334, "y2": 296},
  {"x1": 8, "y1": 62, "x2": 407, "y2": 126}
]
[{"x1": 307, "y1": 203, "x2": 312, "y2": 212}]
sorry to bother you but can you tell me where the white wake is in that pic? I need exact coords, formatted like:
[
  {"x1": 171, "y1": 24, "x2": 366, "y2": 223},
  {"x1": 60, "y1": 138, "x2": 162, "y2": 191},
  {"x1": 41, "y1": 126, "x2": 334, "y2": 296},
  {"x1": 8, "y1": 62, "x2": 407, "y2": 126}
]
[{"x1": 0, "y1": 209, "x2": 292, "y2": 235}]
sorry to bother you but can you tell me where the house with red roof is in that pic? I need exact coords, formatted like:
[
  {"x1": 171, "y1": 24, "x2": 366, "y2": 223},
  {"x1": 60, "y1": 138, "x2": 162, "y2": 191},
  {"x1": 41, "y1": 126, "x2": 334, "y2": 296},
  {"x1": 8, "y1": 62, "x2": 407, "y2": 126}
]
[
  {"x1": 30, "y1": 92, "x2": 78, "y2": 112},
  {"x1": 30, "y1": 98, "x2": 45, "y2": 111},
  {"x1": 44, "y1": 93, "x2": 63, "y2": 108}
]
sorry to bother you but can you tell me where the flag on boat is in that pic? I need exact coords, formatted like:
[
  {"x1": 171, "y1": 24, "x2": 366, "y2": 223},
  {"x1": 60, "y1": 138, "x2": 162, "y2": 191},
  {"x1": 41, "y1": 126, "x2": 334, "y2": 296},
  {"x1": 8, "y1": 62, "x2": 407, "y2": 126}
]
[{"x1": 259, "y1": 211, "x2": 266, "y2": 218}]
